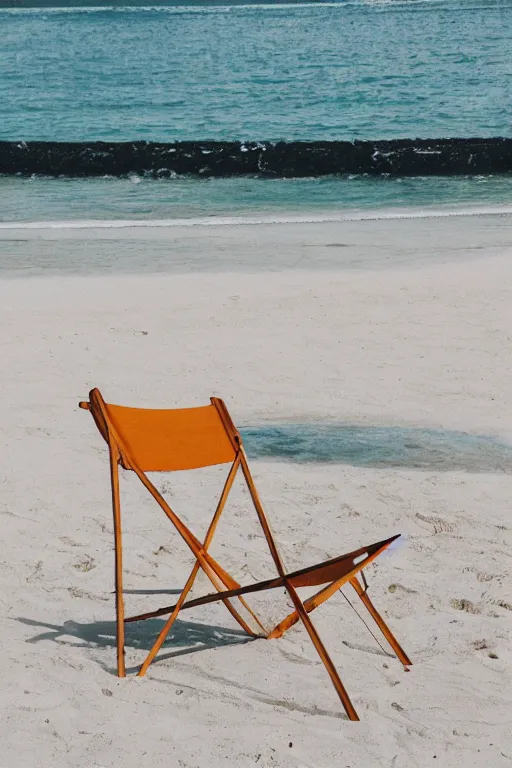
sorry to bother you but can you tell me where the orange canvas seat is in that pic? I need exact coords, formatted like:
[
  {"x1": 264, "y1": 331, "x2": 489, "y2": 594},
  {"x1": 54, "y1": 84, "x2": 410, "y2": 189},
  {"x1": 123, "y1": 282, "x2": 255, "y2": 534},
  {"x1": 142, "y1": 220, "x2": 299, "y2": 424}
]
[{"x1": 80, "y1": 388, "x2": 412, "y2": 721}]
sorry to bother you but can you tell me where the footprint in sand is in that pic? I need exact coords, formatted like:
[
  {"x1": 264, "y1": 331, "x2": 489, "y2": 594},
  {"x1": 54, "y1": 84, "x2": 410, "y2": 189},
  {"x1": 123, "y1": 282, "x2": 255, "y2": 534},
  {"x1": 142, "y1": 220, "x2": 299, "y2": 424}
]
[
  {"x1": 493, "y1": 599, "x2": 512, "y2": 611},
  {"x1": 73, "y1": 556, "x2": 96, "y2": 572},
  {"x1": 450, "y1": 598, "x2": 480, "y2": 614},
  {"x1": 416, "y1": 512, "x2": 455, "y2": 534}
]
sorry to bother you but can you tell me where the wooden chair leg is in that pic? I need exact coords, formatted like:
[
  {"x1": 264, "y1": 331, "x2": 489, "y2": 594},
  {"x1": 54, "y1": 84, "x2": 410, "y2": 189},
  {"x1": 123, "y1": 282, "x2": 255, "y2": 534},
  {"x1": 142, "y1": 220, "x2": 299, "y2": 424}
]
[
  {"x1": 196, "y1": 455, "x2": 267, "y2": 637},
  {"x1": 132, "y1": 460, "x2": 267, "y2": 638},
  {"x1": 239, "y1": 450, "x2": 359, "y2": 719},
  {"x1": 132, "y1": 559, "x2": 261, "y2": 677},
  {"x1": 137, "y1": 456, "x2": 267, "y2": 675},
  {"x1": 284, "y1": 581, "x2": 359, "y2": 721},
  {"x1": 200, "y1": 561, "x2": 262, "y2": 637},
  {"x1": 110, "y1": 449, "x2": 126, "y2": 677},
  {"x1": 349, "y1": 577, "x2": 412, "y2": 667},
  {"x1": 138, "y1": 563, "x2": 200, "y2": 676}
]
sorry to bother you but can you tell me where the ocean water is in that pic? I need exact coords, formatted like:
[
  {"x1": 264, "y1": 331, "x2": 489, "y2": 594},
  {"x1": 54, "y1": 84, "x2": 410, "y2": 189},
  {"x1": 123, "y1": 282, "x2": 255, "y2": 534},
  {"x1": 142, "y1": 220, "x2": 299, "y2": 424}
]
[
  {"x1": 1, "y1": 0, "x2": 512, "y2": 220},
  {"x1": 2, "y1": 0, "x2": 512, "y2": 142},
  {"x1": 1, "y1": 173, "x2": 512, "y2": 222}
]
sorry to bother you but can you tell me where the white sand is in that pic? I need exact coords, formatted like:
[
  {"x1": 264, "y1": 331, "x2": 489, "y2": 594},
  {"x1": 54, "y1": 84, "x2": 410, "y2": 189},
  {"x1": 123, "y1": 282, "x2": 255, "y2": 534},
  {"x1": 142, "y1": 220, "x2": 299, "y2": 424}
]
[{"x1": 0, "y1": 214, "x2": 511, "y2": 767}]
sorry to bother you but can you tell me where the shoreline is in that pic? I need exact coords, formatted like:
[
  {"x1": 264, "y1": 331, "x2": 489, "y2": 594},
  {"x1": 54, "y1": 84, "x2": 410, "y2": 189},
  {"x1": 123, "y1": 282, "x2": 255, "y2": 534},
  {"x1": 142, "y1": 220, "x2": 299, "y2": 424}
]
[
  {"x1": 2, "y1": 201, "x2": 512, "y2": 229},
  {"x1": 1, "y1": 209, "x2": 511, "y2": 279}
]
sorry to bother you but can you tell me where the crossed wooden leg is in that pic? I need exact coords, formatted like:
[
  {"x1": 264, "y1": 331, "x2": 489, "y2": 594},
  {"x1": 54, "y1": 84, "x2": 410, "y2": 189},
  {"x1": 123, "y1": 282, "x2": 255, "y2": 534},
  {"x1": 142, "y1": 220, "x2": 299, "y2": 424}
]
[
  {"x1": 268, "y1": 574, "x2": 411, "y2": 668},
  {"x1": 282, "y1": 579, "x2": 360, "y2": 720},
  {"x1": 124, "y1": 537, "x2": 407, "y2": 721},
  {"x1": 136, "y1": 550, "x2": 267, "y2": 677},
  {"x1": 134, "y1": 456, "x2": 267, "y2": 677},
  {"x1": 238, "y1": 450, "x2": 361, "y2": 720}
]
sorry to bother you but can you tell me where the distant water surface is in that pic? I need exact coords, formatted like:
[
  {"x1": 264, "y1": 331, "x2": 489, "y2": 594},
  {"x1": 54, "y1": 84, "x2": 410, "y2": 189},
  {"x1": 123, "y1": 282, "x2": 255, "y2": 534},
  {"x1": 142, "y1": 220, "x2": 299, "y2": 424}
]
[
  {"x1": 1, "y1": 0, "x2": 511, "y2": 220},
  {"x1": 1, "y1": 0, "x2": 511, "y2": 142}
]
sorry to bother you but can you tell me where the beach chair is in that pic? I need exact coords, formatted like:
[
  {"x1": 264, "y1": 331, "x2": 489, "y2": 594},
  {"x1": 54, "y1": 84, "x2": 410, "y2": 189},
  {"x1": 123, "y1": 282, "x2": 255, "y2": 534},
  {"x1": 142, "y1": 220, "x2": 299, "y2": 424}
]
[{"x1": 79, "y1": 388, "x2": 411, "y2": 720}]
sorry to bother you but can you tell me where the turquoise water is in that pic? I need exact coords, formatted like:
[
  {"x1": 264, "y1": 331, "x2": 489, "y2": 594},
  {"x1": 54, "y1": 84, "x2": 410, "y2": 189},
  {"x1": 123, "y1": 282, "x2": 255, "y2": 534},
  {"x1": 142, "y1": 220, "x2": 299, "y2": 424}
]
[
  {"x1": 1, "y1": 173, "x2": 512, "y2": 222},
  {"x1": 241, "y1": 424, "x2": 512, "y2": 471},
  {"x1": 1, "y1": 0, "x2": 512, "y2": 219},
  {"x1": 2, "y1": 0, "x2": 511, "y2": 141}
]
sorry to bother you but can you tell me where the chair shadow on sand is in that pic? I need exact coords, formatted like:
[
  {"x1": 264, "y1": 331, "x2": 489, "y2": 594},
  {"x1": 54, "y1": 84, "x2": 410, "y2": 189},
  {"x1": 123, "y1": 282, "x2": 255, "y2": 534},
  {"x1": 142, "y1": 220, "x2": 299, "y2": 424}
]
[{"x1": 17, "y1": 602, "x2": 254, "y2": 675}]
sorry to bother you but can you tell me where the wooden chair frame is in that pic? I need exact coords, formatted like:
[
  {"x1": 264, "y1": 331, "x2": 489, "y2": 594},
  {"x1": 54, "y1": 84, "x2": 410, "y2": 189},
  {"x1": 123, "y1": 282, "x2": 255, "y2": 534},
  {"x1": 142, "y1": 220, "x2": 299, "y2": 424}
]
[{"x1": 80, "y1": 388, "x2": 411, "y2": 721}]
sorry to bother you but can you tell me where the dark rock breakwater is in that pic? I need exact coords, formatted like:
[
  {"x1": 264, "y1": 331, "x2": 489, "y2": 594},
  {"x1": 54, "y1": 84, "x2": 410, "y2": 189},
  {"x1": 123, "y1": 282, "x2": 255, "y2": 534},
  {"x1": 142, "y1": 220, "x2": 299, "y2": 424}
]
[{"x1": 1, "y1": 138, "x2": 512, "y2": 177}]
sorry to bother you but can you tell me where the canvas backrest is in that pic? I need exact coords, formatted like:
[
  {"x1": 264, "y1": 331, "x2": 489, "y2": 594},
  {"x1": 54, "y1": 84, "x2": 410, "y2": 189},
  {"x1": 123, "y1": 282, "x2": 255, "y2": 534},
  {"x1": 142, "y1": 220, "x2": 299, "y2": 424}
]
[{"x1": 84, "y1": 389, "x2": 238, "y2": 472}]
